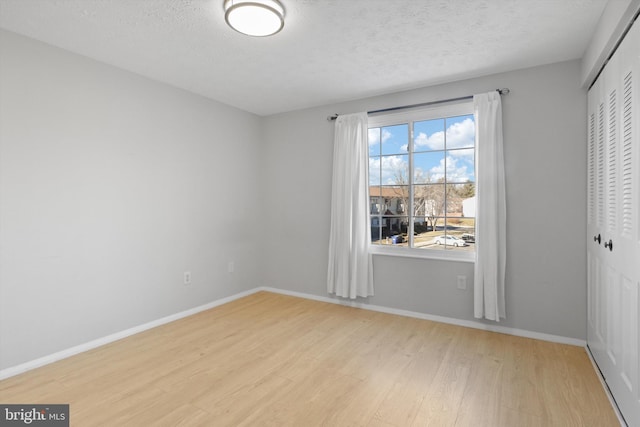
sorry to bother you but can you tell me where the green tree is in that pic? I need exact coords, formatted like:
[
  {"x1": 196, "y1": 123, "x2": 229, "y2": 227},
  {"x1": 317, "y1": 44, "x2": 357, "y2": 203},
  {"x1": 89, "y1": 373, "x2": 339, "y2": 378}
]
[{"x1": 453, "y1": 181, "x2": 475, "y2": 199}]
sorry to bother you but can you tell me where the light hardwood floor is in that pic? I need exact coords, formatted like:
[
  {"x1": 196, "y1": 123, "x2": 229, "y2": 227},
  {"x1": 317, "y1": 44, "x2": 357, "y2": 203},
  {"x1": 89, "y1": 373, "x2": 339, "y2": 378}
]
[{"x1": 0, "y1": 291, "x2": 620, "y2": 426}]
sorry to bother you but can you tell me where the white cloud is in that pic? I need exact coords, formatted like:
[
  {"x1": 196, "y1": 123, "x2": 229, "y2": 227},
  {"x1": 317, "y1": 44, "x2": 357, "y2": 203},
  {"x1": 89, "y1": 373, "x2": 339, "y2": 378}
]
[
  {"x1": 413, "y1": 117, "x2": 474, "y2": 150},
  {"x1": 449, "y1": 147, "x2": 474, "y2": 162},
  {"x1": 368, "y1": 129, "x2": 378, "y2": 145},
  {"x1": 414, "y1": 131, "x2": 444, "y2": 150},
  {"x1": 369, "y1": 155, "x2": 408, "y2": 185},
  {"x1": 370, "y1": 118, "x2": 475, "y2": 185},
  {"x1": 445, "y1": 117, "x2": 475, "y2": 149},
  {"x1": 382, "y1": 129, "x2": 392, "y2": 143},
  {"x1": 429, "y1": 156, "x2": 472, "y2": 182},
  {"x1": 368, "y1": 128, "x2": 392, "y2": 146}
]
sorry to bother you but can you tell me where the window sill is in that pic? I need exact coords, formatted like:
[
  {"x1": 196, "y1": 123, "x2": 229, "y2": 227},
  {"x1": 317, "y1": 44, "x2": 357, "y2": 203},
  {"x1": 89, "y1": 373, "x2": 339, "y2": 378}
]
[{"x1": 369, "y1": 244, "x2": 475, "y2": 263}]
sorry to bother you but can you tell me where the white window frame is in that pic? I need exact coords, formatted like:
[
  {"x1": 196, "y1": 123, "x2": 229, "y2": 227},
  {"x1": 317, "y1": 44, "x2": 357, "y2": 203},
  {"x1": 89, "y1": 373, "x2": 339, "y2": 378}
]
[{"x1": 367, "y1": 101, "x2": 475, "y2": 263}]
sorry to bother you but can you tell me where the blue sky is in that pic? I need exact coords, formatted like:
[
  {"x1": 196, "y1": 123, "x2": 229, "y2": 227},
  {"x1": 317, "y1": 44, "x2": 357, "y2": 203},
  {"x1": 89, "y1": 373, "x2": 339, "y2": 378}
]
[{"x1": 369, "y1": 115, "x2": 475, "y2": 186}]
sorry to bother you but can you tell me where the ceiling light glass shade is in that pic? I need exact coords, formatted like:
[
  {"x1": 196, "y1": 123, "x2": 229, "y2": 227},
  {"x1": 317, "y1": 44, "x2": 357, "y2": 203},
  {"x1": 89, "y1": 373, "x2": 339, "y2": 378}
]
[{"x1": 224, "y1": 0, "x2": 285, "y2": 37}]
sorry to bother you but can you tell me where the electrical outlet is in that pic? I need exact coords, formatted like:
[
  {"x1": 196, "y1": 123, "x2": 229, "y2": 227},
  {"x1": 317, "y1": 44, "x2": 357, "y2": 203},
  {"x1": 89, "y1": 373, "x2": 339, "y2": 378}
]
[
  {"x1": 228, "y1": 261, "x2": 235, "y2": 273},
  {"x1": 457, "y1": 275, "x2": 467, "y2": 290},
  {"x1": 184, "y1": 271, "x2": 191, "y2": 285}
]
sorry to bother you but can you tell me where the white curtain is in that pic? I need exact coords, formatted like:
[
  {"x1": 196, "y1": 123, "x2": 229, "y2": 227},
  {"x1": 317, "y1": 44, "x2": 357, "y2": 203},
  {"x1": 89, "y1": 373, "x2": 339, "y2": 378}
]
[
  {"x1": 473, "y1": 92, "x2": 506, "y2": 321},
  {"x1": 327, "y1": 112, "x2": 374, "y2": 299}
]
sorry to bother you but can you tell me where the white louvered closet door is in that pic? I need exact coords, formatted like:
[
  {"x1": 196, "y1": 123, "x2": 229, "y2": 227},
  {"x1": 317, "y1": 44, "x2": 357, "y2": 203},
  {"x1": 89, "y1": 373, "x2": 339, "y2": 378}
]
[{"x1": 587, "y1": 16, "x2": 639, "y2": 427}]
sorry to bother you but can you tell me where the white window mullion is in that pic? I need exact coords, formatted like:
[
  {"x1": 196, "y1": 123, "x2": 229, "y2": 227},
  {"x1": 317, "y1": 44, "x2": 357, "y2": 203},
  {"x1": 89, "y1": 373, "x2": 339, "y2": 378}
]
[{"x1": 408, "y1": 123, "x2": 415, "y2": 248}]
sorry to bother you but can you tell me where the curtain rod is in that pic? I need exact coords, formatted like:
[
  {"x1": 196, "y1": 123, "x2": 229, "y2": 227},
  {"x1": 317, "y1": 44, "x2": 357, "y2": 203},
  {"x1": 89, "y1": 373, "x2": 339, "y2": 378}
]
[{"x1": 327, "y1": 88, "x2": 510, "y2": 121}]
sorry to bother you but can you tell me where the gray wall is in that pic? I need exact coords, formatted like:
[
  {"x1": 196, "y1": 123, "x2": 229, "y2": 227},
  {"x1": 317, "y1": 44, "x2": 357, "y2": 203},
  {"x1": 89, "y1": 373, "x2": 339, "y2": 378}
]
[
  {"x1": 581, "y1": 0, "x2": 640, "y2": 86},
  {"x1": 0, "y1": 30, "x2": 263, "y2": 370},
  {"x1": 262, "y1": 60, "x2": 587, "y2": 340},
  {"x1": 0, "y1": 28, "x2": 588, "y2": 371}
]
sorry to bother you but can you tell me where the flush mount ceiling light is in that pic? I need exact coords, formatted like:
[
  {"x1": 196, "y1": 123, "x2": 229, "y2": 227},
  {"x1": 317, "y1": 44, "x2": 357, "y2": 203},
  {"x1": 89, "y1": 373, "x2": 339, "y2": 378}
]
[{"x1": 224, "y1": 0, "x2": 285, "y2": 37}]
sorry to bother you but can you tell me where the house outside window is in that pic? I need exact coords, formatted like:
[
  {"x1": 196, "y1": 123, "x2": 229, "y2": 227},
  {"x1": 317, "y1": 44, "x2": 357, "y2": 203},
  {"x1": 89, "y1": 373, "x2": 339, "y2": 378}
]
[{"x1": 368, "y1": 103, "x2": 476, "y2": 260}]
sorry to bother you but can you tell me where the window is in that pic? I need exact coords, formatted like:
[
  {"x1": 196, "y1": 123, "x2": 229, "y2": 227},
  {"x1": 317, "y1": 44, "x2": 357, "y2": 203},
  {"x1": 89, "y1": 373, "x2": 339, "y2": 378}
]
[{"x1": 368, "y1": 103, "x2": 476, "y2": 259}]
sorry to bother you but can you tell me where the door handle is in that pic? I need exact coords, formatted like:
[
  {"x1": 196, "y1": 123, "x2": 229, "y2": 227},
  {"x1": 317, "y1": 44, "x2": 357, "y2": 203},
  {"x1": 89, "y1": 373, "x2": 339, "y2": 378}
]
[
  {"x1": 604, "y1": 239, "x2": 613, "y2": 251},
  {"x1": 594, "y1": 234, "x2": 601, "y2": 244}
]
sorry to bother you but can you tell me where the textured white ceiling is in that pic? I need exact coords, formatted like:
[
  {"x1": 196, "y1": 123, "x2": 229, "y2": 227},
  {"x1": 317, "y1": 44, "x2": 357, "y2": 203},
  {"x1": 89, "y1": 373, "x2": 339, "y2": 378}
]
[{"x1": 0, "y1": 0, "x2": 607, "y2": 116}]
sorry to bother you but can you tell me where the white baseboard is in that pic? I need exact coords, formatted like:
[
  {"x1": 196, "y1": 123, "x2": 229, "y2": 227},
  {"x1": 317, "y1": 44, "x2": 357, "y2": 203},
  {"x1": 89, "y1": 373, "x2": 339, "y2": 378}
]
[
  {"x1": 258, "y1": 286, "x2": 587, "y2": 347},
  {"x1": 0, "y1": 288, "x2": 261, "y2": 380},
  {"x1": 1, "y1": 285, "x2": 586, "y2": 380}
]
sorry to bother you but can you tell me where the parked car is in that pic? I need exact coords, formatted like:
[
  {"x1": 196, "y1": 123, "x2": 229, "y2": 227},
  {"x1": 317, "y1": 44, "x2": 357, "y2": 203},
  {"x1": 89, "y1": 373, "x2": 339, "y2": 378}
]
[
  {"x1": 461, "y1": 233, "x2": 475, "y2": 243},
  {"x1": 390, "y1": 234, "x2": 404, "y2": 244},
  {"x1": 433, "y1": 235, "x2": 467, "y2": 247}
]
